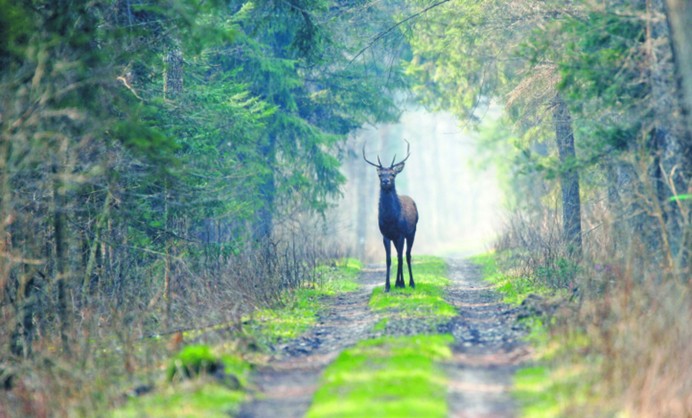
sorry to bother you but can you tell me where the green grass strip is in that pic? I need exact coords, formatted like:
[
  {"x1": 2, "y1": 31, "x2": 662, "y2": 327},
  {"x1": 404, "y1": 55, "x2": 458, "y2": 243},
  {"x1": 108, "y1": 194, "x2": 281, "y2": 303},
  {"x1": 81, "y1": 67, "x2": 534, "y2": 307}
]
[
  {"x1": 369, "y1": 255, "x2": 456, "y2": 320},
  {"x1": 306, "y1": 334, "x2": 454, "y2": 418}
]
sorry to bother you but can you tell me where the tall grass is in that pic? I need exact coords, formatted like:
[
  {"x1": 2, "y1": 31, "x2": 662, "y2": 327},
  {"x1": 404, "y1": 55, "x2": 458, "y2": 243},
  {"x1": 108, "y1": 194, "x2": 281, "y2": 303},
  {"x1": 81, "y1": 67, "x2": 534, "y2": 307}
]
[{"x1": 495, "y1": 181, "x2": 691, "y2": 415}]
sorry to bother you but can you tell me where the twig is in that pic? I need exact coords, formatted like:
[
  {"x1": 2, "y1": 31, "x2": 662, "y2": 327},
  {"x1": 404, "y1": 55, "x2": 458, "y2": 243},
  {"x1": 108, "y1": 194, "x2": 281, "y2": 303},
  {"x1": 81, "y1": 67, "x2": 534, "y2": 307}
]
[{"x1": 349, "y1": 0, "x2": 452, "y2": 64}]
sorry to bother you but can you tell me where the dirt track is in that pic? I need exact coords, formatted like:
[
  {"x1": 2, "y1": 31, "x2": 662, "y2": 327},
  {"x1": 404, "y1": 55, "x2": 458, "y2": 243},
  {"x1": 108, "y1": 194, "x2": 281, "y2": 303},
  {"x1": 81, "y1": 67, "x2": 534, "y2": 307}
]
[{"x1": 238, "y1": 259, "x2": 529, "y2": 418}]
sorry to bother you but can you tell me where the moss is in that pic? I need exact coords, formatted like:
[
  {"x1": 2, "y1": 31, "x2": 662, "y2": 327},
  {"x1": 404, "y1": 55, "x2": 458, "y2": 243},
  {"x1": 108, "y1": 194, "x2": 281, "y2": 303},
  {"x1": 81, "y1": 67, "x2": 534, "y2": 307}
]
[
  {"x1": 167, "y1": 344, "x2": 222, "y2": 382},
  {"x1": 306, "y1": 334, "x2": 454, "y2": 418},
  {"x1": 373, "y1": 317, "x2": 388, "y2": 332}
]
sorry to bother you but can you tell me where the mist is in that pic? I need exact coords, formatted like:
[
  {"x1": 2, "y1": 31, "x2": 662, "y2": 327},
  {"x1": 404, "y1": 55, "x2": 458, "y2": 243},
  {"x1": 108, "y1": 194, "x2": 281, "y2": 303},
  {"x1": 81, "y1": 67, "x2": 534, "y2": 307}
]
[{"x1": 331, "y1": 105, "x2": 505, "y2": 262}]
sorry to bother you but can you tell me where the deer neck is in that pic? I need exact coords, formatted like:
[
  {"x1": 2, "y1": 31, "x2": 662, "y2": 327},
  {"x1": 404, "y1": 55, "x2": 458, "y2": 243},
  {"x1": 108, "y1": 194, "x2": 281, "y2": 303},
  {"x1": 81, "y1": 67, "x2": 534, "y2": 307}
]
[{"x1": 379, "y1": 187, "x2": 401, "y2": 221}]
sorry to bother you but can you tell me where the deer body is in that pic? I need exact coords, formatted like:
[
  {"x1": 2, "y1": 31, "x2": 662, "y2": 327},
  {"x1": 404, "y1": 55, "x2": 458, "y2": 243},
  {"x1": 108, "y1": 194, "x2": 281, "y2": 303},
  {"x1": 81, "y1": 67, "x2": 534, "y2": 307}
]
[{"x1": 364, "y1": 140, "x2": 419, "y2": 292}]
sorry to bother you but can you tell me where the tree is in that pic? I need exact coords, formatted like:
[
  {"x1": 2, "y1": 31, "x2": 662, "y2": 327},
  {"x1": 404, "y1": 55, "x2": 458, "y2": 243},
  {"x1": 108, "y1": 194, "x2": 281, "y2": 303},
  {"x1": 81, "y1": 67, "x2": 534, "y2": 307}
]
[{"x1": 406, "y1": 0, "x2": 585, "y2": 257}]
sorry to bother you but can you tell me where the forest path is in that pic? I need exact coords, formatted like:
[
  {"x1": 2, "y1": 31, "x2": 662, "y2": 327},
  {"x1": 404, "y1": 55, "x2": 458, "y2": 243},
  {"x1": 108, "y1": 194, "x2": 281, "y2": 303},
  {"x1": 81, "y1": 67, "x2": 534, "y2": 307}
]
[
  {"x1": 441, "y1": 259, "x2": 530, "y2": 418},
  {"x1": 238, "y1": 258, "x2": 529, "y2": 418},
  {"x1": 237, "y1": 266, "x2": 383, "y2": 418}
]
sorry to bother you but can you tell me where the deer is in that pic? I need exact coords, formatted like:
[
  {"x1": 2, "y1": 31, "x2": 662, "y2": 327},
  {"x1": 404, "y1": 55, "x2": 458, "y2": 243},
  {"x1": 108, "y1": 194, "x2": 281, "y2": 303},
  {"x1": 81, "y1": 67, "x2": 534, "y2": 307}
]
[{"x1": 363, "y1": 139, "x2": 419, "y2": 292}]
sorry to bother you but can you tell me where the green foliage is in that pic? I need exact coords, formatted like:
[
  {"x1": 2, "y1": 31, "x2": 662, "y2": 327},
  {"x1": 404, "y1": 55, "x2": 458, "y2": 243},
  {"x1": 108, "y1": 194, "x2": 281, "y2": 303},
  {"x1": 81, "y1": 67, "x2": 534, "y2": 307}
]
[
  {"x1": 553, "y1": 9, "x2": 648, "y2": 160},
  {"x1": 669, "y1": 194, "x2": 691, "y2": 202},
  {"x1": 306, "y1": 334, "x2": 453, "y2": 418},
  {"x1": 369, "y1": 256, "x2": 456, "y2": 321}
]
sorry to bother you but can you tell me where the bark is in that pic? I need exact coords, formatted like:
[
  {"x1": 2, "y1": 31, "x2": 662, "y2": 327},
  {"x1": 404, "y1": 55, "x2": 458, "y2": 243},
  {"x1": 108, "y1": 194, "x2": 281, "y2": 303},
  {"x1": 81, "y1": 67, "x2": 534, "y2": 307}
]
[
  {"x1": 82, "y1": 191, "x2": 112, "y2": 301},
  {"x1": 552, "y1": 94, "x2": 582, "y2": 257},
  {"x1": 255, "y1": 136, "x2": 276, "y2": 244},
  {"x1": 53, "y1": 162, "x2": 69, "y2": 353},
  {"x1": 663, "y1": 0, "x2": 692, "y2": 272},
  {"x1": 164, "y1": 47, "x2": 184, "y2": 99},
  {"x1": 646, "y1": 0, "x2": 685, "y2": 261},
  {"x1": 664, "y1": 0, "x2": 692, "y2": 149},
  {"x1": 9, "y1": 272, "x2": 38, "y2": 358}
]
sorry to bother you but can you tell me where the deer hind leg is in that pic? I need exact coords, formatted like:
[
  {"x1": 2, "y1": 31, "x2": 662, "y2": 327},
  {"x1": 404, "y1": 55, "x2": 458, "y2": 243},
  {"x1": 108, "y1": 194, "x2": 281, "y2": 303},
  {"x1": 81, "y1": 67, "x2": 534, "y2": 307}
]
[
  {"x1": 406, "y1": 233, "x2": 415, "y2": 288},
  {"x1": 394, "y1": 237, "x2": 405, "y2": 288},
  {"x1": 383, "y1": 237, "x2": 392, "y2": 292}
]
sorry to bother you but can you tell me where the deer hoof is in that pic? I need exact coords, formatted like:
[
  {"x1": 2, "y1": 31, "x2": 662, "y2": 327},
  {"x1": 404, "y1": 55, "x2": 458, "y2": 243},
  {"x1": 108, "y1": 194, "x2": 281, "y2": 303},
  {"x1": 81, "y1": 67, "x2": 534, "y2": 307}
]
[{"x1": 409, "y1": 281, "x2": 415, "y2": 289}]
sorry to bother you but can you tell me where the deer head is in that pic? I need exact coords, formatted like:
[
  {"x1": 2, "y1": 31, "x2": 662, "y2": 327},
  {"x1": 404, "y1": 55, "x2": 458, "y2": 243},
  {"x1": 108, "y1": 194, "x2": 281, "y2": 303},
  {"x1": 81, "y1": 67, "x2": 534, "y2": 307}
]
[{"x1": 362, "y1": 139, "x2": 411, "y2": 191}]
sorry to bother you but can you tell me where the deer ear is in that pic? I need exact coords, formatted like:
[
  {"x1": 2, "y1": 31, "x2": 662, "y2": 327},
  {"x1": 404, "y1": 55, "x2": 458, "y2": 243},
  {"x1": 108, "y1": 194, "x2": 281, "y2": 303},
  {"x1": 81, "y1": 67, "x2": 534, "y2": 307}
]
[{"x1": 392, "y1": 162, "x2": 405, "y2": 174}]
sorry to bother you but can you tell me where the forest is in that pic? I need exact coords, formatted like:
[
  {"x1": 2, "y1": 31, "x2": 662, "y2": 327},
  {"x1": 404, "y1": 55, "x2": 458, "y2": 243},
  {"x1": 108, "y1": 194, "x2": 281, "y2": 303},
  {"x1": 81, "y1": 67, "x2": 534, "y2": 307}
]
[{"x1": 0, "y1": 0, "x2": 690, "y2": 417}]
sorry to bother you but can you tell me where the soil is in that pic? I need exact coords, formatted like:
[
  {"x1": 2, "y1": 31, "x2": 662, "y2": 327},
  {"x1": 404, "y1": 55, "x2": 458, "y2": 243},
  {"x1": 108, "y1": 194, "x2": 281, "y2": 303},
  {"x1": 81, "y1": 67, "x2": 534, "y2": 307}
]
[
  {"x1": 441, "y1": 259, "x2": 531, "y2": 418},
  {"x1": 237, "y1": 259, "x2": 529, "y2": 418},
  {"x1": 236, "y1": 267, "x2": 383, "y2": 418}
]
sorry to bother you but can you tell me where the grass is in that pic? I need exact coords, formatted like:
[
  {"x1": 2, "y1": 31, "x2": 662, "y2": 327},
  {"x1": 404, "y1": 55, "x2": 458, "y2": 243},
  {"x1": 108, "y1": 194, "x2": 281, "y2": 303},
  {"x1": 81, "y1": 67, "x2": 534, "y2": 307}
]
[
  {"x1": 471, "y1": 252, "x2": 598, "y2": 418},
  {"x1": 113, "y1": 382, "x2": 245, "y2": 418},
  {"x1": 305, "y1": 334, "x2": 454, "y2": 418},
  {"x1": 369, "y1": 256, "x2": 456, "y2": 321},
  {"x1": 513, "y1": 363, "x2": 596, "y2": 418},
  {"x1": 315, "y1": 257, "x2": 362, "y2": 294},
  {"x1": 245, "y1": 258, "x2": 362, "y2": 348},
  {"x1": 469, "y1": 252, "x2": 553, "y2": 306},
  {"x1": 112, "y1": 348, "x2": 251, "y2": 418}
]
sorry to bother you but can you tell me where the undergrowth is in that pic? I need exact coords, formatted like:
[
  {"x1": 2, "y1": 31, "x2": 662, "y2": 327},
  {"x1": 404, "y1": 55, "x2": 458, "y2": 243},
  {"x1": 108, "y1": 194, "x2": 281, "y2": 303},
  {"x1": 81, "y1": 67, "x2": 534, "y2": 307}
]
[
  {"x1": 110, "y1": 258, "x2": 361, "y2": 417},
  {"x1": 113, "y1": 346, "x2": 251, "y2": 418}
]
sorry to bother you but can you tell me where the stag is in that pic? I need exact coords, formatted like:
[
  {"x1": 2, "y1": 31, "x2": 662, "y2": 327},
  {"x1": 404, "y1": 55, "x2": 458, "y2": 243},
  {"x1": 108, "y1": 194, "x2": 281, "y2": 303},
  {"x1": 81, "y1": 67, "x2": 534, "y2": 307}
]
[{"x1": 363, "y1": 139, "x2": 419, "y2": 292}]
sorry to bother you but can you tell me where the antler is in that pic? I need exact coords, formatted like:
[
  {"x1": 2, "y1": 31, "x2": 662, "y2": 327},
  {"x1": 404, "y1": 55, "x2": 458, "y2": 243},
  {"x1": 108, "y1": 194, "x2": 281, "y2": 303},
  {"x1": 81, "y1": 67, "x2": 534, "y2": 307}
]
[
  {"x1": 362, "y1": 143, "x2": 382, "y2": 168},
  {"x1": 363, "y1": 139, "x2": 411, "y2": 168},
  {"x1": 390, "y1": 139, "x2": 411, "y2": 168}
]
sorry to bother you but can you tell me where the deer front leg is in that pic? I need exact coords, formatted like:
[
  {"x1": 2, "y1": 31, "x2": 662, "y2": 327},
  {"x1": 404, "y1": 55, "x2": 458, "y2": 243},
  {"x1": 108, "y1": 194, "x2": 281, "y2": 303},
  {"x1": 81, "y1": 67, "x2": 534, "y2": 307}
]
[
  {"x1": 406, "y1": 233, "x2": 415, "y2": 288},
  {"x1": 394, "y1": 237, "x2": 405, "y2": 288},
  {"x1": 383, "y1": 237, "x2": 392, "y2": 292}
]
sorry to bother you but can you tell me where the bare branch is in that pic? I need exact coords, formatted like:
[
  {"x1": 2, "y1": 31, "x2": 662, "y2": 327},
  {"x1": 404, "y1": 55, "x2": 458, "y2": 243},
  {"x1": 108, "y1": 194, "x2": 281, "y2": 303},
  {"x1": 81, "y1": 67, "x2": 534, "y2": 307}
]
[{"x1": 349, "y1": 0, "x2": 452, "y2": 64}]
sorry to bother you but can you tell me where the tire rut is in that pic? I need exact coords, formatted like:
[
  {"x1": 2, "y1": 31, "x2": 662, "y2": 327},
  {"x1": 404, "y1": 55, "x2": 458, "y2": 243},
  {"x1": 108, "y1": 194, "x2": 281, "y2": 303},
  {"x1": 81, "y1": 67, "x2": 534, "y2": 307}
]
[
  {"x1": 237, "y1": 267, "x2": 383, "y2": 418},
  {"x1": 238, "y1": 259, "x2": 530, "y2": 418},
  {"x1": 440, "y1": 258, "x2": 531, "y2": 418}
]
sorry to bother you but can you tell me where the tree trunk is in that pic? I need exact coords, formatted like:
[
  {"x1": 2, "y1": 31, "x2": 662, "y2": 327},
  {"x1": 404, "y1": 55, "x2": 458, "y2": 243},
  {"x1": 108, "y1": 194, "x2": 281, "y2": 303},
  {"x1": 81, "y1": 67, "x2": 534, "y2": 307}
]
[
  {"x1": 663, "y1": 0, "x2": 692, "y2": 273},
  {"x1": 164, "y1": 47, "x2": 183, "y2": 100},
  {"x1": 53, "y1": 162, "x2": 70, "y2": 353},
  {"x1": 664, "y1": 0, "x2": 692, "y2": 149},
  {"x1": 10, "y1": 271, "x2": 37, "y2": 358},
  {"x1": 255, "y1": 136, "x2": 276, "y2": 244},
  {"x1": 552, "y1": 94, "x2": 582, "y2": 257},
  {"x1": 646, "y1": 0, "x2": 686, "y2": 264}
]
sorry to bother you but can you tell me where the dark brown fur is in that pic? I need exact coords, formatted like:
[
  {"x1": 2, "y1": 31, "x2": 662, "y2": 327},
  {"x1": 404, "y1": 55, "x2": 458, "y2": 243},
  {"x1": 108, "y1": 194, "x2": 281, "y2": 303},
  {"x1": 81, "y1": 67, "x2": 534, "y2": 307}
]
[{"x1": 364, "y1": 141, "x2": 419, "y2": 292}]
